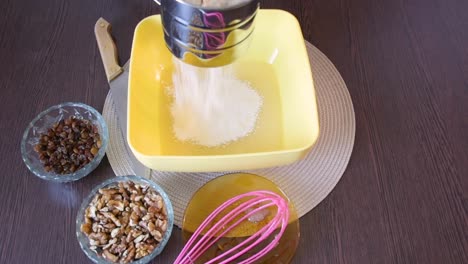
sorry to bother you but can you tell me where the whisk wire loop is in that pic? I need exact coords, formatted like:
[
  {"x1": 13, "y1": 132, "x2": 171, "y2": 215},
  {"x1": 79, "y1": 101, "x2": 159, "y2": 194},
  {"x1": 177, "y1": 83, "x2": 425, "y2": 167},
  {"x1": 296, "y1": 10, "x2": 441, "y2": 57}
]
[{"x1": 175, "y1": 191, "x2": 290, "y2": 264}]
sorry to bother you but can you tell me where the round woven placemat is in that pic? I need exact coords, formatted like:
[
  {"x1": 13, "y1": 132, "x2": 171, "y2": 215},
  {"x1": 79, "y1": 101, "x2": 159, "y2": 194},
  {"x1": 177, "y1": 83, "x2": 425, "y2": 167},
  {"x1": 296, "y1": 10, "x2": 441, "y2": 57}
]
[{"x1": 102, "y1": 42, "x2": 355, "y2": 228}]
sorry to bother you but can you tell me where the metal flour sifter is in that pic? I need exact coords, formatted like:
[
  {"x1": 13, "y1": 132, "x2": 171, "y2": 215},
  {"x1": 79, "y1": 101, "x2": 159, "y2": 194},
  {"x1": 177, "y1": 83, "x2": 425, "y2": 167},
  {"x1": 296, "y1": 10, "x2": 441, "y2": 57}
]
[{"x1": 153, "y1": 0, "x2": 260, "y2": 67}]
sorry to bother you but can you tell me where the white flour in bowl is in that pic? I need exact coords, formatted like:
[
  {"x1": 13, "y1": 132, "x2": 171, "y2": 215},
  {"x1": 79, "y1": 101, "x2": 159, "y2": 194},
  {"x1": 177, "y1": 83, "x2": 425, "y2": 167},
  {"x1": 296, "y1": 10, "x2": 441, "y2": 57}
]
[{"x1": 168, "y1": 58, "x2": 262, "y2": 147}]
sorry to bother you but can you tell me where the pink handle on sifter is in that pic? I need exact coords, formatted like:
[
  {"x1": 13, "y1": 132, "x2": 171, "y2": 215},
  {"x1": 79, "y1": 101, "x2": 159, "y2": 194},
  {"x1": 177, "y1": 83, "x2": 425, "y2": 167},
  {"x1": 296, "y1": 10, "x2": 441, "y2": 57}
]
[{"x1": 174, "y1": 190, "x2": 290, "y2": 264}]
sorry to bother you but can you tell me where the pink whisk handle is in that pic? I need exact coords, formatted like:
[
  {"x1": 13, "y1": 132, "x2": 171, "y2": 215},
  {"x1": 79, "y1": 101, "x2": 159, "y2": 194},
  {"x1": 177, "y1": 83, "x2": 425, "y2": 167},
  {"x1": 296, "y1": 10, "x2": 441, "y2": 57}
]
[{"x1": 175, "y1": 191, "x2": 290, "y2": 264}]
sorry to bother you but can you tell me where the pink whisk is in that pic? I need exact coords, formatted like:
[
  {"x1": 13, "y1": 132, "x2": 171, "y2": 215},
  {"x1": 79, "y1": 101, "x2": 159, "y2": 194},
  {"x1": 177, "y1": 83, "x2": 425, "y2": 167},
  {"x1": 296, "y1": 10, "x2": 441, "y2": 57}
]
[{"x1": 174, "y1": 191, "x2": 290, "y2": 264}]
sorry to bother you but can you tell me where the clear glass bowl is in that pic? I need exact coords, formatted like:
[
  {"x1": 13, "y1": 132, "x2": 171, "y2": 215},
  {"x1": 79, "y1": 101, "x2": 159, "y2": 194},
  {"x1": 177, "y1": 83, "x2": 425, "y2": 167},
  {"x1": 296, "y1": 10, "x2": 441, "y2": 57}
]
[
  {"x1": 76, "y1": 176, "x2": 174, "y2": 264},
  {"x1": 21, "y1": 102, "x2": 109, "y2": 182}
]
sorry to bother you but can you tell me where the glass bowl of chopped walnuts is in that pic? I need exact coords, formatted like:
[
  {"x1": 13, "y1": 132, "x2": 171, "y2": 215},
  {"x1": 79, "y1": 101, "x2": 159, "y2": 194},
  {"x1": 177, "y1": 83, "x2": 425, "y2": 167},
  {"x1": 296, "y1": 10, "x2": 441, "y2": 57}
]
[
  {"x1": 76, "y1": 176, "x2": 174, "y2": 264},
  {"x1": 21, "y1": 102, "x2": 109, "y2": 182}
]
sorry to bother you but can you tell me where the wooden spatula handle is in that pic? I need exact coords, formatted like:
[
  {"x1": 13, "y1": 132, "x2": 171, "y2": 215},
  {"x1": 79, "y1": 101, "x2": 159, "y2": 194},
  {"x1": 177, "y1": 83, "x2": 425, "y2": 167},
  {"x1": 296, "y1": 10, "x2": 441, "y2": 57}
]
[{"x1": 94, "y1": 18, "x2": 123, "y2": 82}]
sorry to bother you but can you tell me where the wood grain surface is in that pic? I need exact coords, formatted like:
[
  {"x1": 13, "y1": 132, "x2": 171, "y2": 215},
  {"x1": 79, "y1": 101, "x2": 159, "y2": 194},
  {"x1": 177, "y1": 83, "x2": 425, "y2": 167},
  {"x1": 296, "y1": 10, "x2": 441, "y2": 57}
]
[{"x1": 0, "y1": 0, "x2": 467, "y2": 263}]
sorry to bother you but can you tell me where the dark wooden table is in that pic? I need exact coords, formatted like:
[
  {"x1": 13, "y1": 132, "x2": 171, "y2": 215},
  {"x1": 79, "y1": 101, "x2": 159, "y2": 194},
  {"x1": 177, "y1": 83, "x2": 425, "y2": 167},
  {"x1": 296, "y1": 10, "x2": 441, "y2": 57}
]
[{"x1": 1, "y1": 0, "x2": 466, "y2": 263}]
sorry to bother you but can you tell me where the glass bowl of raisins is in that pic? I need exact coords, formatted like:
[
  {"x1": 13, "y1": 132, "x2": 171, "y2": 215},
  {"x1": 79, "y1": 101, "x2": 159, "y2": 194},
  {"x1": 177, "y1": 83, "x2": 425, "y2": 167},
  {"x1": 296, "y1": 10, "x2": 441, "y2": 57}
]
[{"x1": 21, "y1": 102, "x2": 109, "y2": 182}]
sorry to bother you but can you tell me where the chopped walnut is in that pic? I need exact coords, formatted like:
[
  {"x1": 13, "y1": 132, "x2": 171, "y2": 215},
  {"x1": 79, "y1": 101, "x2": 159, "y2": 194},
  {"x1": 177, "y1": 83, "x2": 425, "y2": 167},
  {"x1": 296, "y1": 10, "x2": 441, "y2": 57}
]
[{"x1": 81, "y1": 181, "x2": 169, "y2": 263}]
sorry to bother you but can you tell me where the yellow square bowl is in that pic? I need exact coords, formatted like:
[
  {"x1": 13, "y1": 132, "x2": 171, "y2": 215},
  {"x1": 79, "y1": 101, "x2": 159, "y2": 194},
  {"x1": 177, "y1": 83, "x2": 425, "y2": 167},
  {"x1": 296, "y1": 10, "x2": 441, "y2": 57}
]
[{"x1": 128, "y1": 9, "x2": 320, "y2": 172}]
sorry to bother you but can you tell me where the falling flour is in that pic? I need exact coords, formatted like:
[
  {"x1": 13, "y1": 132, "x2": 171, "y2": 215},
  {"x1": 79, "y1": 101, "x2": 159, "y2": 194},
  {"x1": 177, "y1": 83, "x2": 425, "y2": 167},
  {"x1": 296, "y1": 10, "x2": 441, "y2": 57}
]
[{"x1": 169, "y1": 59, "x2": 262, "y2": 147}]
